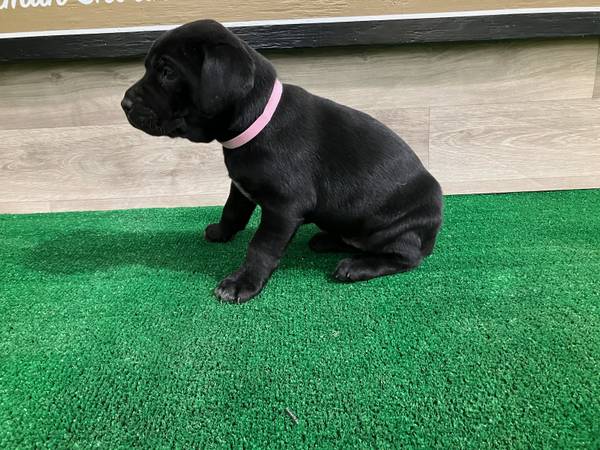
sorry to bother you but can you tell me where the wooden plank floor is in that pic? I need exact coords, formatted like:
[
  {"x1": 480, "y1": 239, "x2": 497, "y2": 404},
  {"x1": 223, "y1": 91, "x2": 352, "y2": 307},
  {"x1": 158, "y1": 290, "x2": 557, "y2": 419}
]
[{"x1": 1, "y1": 38, "x2": 600, "y2": 213}]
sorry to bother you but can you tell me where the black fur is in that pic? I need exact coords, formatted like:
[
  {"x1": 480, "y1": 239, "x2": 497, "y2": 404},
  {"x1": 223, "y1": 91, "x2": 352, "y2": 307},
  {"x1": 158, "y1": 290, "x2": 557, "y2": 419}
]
[{"x1": 122, "y1": 20, "x2": 443, "y2": 303}]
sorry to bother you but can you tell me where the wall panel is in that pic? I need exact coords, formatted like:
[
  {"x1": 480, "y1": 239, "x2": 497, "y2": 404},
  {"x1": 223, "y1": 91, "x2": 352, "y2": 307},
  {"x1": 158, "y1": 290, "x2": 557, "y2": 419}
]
[{"x1": 1, "y1": 38, "x2": 599, "y2": 213}]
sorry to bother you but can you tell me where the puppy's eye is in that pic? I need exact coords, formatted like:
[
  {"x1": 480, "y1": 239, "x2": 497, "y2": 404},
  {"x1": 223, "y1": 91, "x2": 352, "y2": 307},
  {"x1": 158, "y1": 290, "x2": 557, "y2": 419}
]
[{"x1": 161, "y1": 65, "x2": 177, "y2": 81}]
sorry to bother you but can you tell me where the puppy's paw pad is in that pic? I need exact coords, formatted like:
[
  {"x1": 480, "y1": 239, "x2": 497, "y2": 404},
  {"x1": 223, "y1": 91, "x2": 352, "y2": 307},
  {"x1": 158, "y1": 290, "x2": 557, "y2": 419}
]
[
  {"x1": 204, "y1": 223, "x2": 233, "y2": 243},
  {"x1": 214, "y1": 272, "x2": 263, "y2": 303}
]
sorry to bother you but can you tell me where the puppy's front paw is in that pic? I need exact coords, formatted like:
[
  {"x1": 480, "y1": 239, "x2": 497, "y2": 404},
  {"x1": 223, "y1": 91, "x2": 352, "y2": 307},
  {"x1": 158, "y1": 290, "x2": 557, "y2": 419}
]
[
  {"x1": 215, "y1": 270, "x2": 265, "y2": 303},
  {"x1": 204, "y1": 223, "x2": 234, "y2": 243}
]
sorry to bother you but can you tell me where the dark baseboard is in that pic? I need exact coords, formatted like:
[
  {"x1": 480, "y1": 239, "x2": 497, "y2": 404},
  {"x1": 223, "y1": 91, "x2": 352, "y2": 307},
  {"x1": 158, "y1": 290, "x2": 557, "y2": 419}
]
[{"x1": 2, "y1": 12, "x2": 600, "y2": 62}]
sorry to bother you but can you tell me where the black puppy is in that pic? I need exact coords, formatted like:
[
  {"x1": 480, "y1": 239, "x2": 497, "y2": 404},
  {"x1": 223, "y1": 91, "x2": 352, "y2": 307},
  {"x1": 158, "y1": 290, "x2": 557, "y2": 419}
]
[{"x1": 122, "y1": 20, "x2": 443, "y2": 303}]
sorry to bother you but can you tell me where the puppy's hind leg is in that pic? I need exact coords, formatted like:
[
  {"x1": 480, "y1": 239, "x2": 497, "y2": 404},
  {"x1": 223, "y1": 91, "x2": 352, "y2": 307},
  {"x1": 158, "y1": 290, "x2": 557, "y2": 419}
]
[
  {"x1": 332, "y1": 231, "x2": 423, "y2": 282},
  {"x1": 309, "y1": 231, "x2": 357, "y2": 253}
]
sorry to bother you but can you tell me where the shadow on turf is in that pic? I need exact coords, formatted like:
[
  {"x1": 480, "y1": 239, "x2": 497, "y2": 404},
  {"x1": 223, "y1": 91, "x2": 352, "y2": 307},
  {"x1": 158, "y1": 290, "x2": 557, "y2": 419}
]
[{"x1": 23, "y1": 228, "x2": 341, "y2": 282}]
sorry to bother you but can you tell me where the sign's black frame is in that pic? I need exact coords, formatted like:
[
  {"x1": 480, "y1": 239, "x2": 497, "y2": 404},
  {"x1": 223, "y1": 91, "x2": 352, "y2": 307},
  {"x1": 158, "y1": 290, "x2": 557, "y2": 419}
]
[{"x1": 1, "y1": 12, "x2": 600, "y2": 61}]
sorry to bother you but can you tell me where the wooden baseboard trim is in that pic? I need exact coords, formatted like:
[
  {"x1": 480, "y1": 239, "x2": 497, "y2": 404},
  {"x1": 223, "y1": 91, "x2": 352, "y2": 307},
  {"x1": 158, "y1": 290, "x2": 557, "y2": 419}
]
[{"x1": 2, "y1": 12, "x2": 600, "y2": 61}]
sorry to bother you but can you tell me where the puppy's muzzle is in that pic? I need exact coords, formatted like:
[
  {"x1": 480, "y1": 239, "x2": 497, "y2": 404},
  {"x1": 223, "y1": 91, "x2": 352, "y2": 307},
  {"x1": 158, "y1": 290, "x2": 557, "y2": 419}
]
[
  {"x1": 121, "y1": 93, "x2": 161, "y2": 132},
  {"x1": 121, "y1": 93, "x2": 154, "y2": 119}
]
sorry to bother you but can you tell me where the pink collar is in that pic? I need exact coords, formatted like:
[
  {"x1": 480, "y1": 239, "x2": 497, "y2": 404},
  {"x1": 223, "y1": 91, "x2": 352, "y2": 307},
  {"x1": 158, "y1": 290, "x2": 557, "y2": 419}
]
[{"x1": 219, "y1": 79, "x2": 283, "y2": 149}]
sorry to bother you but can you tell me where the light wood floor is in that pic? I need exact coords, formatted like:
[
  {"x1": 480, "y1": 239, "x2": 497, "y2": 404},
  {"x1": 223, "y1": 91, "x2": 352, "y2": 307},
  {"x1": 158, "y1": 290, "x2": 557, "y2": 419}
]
[{"x1": 1, "y1": 38, "x2": 600, "y2": 214}]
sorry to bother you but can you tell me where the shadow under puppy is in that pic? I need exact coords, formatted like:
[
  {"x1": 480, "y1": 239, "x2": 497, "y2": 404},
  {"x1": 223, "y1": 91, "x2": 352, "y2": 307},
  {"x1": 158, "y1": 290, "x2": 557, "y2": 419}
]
[{"x1": 122, "y1": 20, "x2": 443, "y2": 303}]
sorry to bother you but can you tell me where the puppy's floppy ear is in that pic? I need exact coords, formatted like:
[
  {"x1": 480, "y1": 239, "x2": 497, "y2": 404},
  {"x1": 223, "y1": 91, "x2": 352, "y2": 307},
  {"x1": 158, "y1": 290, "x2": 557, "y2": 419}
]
[{"x1": 188, "y1": 42, "x2": 256, "y2": 118}]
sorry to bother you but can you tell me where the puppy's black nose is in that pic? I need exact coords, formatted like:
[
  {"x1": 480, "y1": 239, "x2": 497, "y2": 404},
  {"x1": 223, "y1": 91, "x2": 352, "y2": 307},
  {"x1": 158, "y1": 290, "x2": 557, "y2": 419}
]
[{"x1": 121, "y1": 96, "x2": 134, "y2": 113}]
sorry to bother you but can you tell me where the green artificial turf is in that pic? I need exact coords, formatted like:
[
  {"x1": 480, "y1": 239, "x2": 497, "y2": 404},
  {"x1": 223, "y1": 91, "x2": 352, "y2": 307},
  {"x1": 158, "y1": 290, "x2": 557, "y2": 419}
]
[{"x1": 1, "y1": 190, "x2": 599, "y2": 448}]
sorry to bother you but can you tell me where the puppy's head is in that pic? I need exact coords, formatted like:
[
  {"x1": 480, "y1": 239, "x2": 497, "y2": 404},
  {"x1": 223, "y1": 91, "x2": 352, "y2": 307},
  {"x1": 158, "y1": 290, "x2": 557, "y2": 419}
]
[{"x1": 122, "y1": 20, "x2": 256, "y2": 142}]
